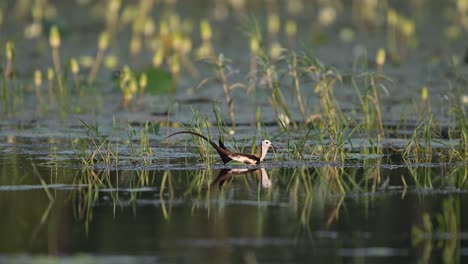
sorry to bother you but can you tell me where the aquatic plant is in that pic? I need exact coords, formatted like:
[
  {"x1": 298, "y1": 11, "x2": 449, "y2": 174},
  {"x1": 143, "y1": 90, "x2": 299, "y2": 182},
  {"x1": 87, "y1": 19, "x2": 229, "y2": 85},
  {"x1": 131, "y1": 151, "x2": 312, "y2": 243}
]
[
  {"x1": 257, "y1": 50, "x2": 292, "y2": 128},
  {"x1": 403, "y1": 115, "x2": 435, "y2": 163},
  {"x1": 196, "y1": 19, "x2": 215, "y2": 59},
  {"x1": 75, "y1": 120, "x2": 120, "y2": 166},
  {"x1": 352, "y1": 72, "x2": 390, "y2": 136},
  {"x1": 386, "y1": 9, "x2": 417, "y2": 62},
  {"x1": 88, "y1": 32, "x2": 109, "y2": 84},
  {"x1": 49, "y1": 26, "x2": 65, "y2": 98},
  {"x1": 215, "y1": 54, "x2": 246, "y2": 130},
  {"x1": 2, "y1": 41, "x2": 14, "y2": 113},
  {"x1": 412, "y1": 196, "x2": 460, "y2": 264},
  {"x1": 178, "y1": 108, "x2": 216, "y2": 163}
]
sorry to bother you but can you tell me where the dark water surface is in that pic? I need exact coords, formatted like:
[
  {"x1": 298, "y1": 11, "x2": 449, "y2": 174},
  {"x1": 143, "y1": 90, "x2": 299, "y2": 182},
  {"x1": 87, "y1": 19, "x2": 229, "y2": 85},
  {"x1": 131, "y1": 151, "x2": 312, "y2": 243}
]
[{"x1": 1, "y1": 149, "x2": 467, "y2": 263}]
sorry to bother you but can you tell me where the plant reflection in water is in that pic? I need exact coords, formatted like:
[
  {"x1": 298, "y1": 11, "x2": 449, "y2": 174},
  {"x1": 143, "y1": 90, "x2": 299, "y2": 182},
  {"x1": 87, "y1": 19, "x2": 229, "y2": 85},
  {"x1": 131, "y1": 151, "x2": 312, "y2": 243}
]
[{"x1": 212, "y1": 167, "x2": 271, "y2": 188}]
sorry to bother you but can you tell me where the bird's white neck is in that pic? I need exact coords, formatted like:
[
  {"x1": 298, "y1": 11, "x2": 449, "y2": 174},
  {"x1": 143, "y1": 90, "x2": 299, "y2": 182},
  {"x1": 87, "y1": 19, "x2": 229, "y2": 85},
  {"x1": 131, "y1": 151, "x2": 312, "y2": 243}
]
[{"x1": 259, "y1": 143, "x2": 270, "y2": 162}]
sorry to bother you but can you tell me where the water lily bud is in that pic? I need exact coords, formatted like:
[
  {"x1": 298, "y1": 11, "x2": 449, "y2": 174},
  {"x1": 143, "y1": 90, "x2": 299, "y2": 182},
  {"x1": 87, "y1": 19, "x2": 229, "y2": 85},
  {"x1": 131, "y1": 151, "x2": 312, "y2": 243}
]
[
  {"x1": 421, "y1": 86, "x2": 429, "y2": 101},
  {"x1": 5, "y1": 41, "x2": 14, "y2": 60},
  {"x1": 34, "y1": 70, "x2": 42, "y2": 87},
  {"x1": 170, "y1": 55, "x2": 180, "y2": 74},
  {"x1": 318, "y1": 7, "x2": 336, "y2": 26},
  {"x1": 376, "y1": 48, "x2": 386, "y2": 67},
  {"x1": 129, "y1": 79, "x2": 138, "y2": 93},
  {"x1": 104, "y1": 54, "x2": 119, "y2": 69},
  {"x1": 250, "y1": 37, "x2": 259, "y2": 53},
  {"x1": 121, "y1": 66, "x2": 132, "y2": 83},
  {"x1": 98, "y1": 32, "x2": 109, "y2": 51},
  {"x1": 400, "y1": 19, "x2": 415, "y2": 38},
  {"x1": 49, "y1": 26, "x2": 61, "y2": 48},
  {"x1": 200, "y1": 19, "x2": 212, "y2": 41},
  {"x1": 139, "y1": 73, "x2": 148, "y2": 89},
  {"x1": 79, "y1": 56, "x2": 94, "y2": 68},
  {"x1": 285, "y1": 20, "x2": 297, "y2": 37},
  {"x1": 268, "y1": 14, "x2": 280, "y2": 35},
  {"x1": 152, "y1": 48, "x2": 164, "y2": 68},
  {"x1": 270, "y1": 42, "x2": 282, "y2": 60},
  {"x1": 47, "y1": 68, "x2": 54, "y2": 80},
  {"x1": 70, "y1": 58, "x2": 79, "y2": 74}
]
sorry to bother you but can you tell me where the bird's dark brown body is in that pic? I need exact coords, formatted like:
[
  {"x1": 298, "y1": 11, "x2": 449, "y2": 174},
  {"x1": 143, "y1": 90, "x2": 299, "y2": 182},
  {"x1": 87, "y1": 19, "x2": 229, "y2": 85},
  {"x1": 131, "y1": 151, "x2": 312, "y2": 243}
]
[{"x1": 167, "y1": 131, "x2": 271, "y2": 165}]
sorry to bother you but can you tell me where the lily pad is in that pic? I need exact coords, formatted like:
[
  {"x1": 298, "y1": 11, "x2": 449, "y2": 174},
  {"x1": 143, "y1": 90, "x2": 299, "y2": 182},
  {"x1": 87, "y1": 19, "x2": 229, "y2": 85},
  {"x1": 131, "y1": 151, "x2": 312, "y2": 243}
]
[{"x1": 137, "y1": 67, "x2": 173, "y2": 94}]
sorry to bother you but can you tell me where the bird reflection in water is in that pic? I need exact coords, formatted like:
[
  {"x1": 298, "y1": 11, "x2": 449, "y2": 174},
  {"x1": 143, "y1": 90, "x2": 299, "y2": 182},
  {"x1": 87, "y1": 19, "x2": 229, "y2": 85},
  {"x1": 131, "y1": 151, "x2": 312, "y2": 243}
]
[{"x1": 212, "y1": 167, "x2": 271, "y2": 188}]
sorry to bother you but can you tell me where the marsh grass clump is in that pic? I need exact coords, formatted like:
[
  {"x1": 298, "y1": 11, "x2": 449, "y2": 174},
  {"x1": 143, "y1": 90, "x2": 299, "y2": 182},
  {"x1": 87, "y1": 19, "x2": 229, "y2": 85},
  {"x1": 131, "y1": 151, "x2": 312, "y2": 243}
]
[
  {"x1": 75, "y1": 120, "x2": 120, "y2": 166},
  {"x1": 447, "y1": 107, "x2": 468, "y2": 161},
  {"x1": 351, "y1": 71, "x2": 391, "y2": 137},
  {"x1": 181, "y1": 108, "x2": 216, "y2": 163},
  {"x1": 412, "y1": 197, "x2": 460, "y2": 264},
  {"x1": 194, "y1": 54, "x2": 246, "y2": 131},
  {"x1": 257, "y1": 51, "x2": 292, "y2": 128},
  {"x1": 288, "y1": 52, "x2": 306, "y2": 118},
  {"x1": 74, "y1": 120, "x2": 159, "y2": 166},
  {"x1": 304, "y1": 58, "x2": 351, "y2": 162},
  {"x1": 125, "y1": 121, "x2": 159, "y2": 165},
  {"x1": 215, "y1": 54, "x2": 246, "y2": 130},
  {"x1": 402, "y1": 116, "x2": 437, "y2": 163}
]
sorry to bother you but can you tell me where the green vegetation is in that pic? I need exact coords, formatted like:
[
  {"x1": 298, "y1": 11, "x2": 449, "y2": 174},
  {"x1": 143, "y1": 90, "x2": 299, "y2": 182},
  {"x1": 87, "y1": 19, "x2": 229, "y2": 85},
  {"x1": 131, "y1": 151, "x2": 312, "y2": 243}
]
[{"x1": 2, "y1": 1, "x2": 466, "y2": 165}]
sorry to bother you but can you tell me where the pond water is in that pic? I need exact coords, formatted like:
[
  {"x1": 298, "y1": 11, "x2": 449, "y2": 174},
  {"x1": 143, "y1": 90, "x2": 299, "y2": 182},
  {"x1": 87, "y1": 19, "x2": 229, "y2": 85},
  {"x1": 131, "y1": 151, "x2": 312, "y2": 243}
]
[
  {"x1": 1, "y1": 139, "x2": 467, "y2": 263},
  {"x1": 1, "y1": 0, "x2": 467, "y2": 263}
]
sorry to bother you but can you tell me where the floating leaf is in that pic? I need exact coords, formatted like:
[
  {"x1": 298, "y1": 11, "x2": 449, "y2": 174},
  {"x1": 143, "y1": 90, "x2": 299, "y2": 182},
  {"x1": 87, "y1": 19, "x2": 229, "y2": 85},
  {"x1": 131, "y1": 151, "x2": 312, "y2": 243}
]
[{"x1": 136, "y1": 67, "x2": 173, "y2": 94}]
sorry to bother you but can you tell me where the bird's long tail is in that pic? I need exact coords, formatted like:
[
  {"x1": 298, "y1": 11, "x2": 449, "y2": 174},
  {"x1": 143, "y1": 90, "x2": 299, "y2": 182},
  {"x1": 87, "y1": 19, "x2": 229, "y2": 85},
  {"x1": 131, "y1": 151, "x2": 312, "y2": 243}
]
[
  {"x1": 166, "y1": 131, "x2": 232, "y2": 163},
  {"x1": 167, "y1": 131, "x2": 215, "y2": 146}
]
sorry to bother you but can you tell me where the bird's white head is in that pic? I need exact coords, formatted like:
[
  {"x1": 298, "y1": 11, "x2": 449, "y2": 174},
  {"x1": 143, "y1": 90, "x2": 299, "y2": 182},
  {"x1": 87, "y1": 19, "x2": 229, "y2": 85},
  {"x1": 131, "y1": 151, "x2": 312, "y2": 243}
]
[{"x1": 260, "y1": 140, "x2": 272, "y2": 162}]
